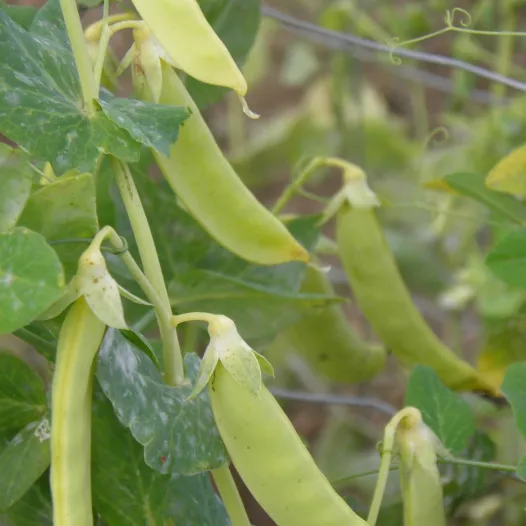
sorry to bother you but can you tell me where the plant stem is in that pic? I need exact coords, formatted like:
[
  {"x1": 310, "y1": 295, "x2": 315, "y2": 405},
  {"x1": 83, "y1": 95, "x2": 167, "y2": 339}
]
[
  {"x1": 112, "y1": 160, "x2": 185, "y2": 386},
  {"x1": 438, "y1": 456, "x2": 516, "y2": 473},
  {"x1": 59, "y1": 0, "x2": 97, "y2": 115},
  {"x1": 492, "y1": 0, "x2": 516, "y2": 98},
  {"x1": 212, "y1": 465, "x2": 251, "y2": 526},
  {"x1": 272, "y1": 158, "x2": 321, "y2": 215}
]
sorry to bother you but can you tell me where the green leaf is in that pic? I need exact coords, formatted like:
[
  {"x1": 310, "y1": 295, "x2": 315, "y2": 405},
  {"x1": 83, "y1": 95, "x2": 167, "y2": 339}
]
[
  {"x1": 0, "y1": 144, "x2": 34, "y2": 232},
  {"x1": 187, "y1": 0, "x2": 261, "y2": 107},
  {"x1": 0, "y1": 416, "x2": 50, "y2": 510},
  {"x1": 0, "y1": 474, "x2": 52, "y2": 526},
  {"x1": 405, "y1": 365, "x2": 475, "y2": 453},
  {"x1": 501, "y1": 362, "x2": 526, "y2": 439},
  {"x1": 443, "y1": 172, "x2": 526, "y2": 224},
  {"x1": 0, "y1": 353, "x2": 47, "y2": 434},
  {"x1": 96, "y1": 329, "x2": 228, "y2": 475},
  {"x1": 92, "y1": 386, "x2": 230, "y2": 526},
  {"x1": 0, "y1": 1, "x2": 141, "y2": 174},
  {"x1": 486, "y1": 228, "x2": 526, "y2": 289},
  {"x1": 0, "y1": 227, "x2": 65, "y2": 334},
  {"x1": 98, "y1": 95, "x2": 190, "y2": 156},
  {"x1": 516, "y1": 455, "x2": 526, "y2": 481},
  {"x1": 17, "y1": 173, "x2": 98, "y2": 279}
]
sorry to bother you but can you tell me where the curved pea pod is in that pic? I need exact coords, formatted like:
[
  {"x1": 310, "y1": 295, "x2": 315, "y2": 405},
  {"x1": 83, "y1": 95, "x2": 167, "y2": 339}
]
[
  {"x1": 210, "y1": 363, "x2": 368, "y2": 526},
  {"x1": 397, "y1": 413, "x2": 446, "y2": 526},
  {"x1": 129, "y1": 0, "x2": 247, "y2": 96},
  {"x1": 335, "y1": 184, "x2": 497, "y2": 396},
  {"x1": 279, "y1": 265, "x2": 386, "y2": 383},
  {"x1": 51, "y1": 298, "x2": 106, "y2": 526},
  {"x1": 148, "y1": 61, "x2": 308, "y2": 265}
]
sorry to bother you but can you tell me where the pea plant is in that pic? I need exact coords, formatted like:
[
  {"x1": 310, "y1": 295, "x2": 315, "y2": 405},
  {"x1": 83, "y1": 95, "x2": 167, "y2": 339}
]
[{"x1": 1, "y1": 0, "x2": 526, "y2": 525}]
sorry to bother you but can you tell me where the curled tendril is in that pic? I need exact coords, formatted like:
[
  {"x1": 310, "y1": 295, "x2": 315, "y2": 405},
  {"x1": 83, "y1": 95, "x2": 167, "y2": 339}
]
[
  {"x1": 424, "y1": 126, "x2": 450, "y2": 150},
  {"x1": 388, "y1": 37, "x2": 402, "y2": 65},
  {"x1": 445, "y1": 7, "x2": 472, "y2": 29}
]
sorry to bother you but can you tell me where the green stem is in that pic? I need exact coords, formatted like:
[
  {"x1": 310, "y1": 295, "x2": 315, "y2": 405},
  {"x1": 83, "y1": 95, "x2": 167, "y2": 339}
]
[
  {"x1": 211, "y1": 465, "x2": 251, "y2": 526},
  {"x1": 331, "y1": 466, "x2": 399, "y2": 489},
  {"x1": 272, "y1": 156, "x2": 355, "y2": 215},
  {"x1": 367, "y1": 408, "x2": 419, "y2": 526},
  {"x1": 112, "y1": 160, "x2": 185, "y2": 386},
  {"x1": 493, "y1": 0, "x2": 516, "y2": 98},
  {"x1": 437, "y1": 456, "x2": 517, "y2": 473},
  {"x1": 59, "y1": 0, "x2": 97, "y2": 114}
]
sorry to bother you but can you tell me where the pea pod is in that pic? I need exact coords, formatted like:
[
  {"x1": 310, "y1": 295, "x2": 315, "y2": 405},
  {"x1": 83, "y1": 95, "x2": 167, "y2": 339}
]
[
  {"x1": 279, "y1": 264, "x2": 386, "y2": 383},
  {"x1": 147, "y1": 61, "x2": 308, "y2": 265},
  {"x1": 51, "y1": 298, "x2": 106, "y2": 526},
  {"x1": 336, "y1": 200, "x2": 497, "y2": 395},
  {"x1": 210, "y1": 364, "x2": 368, "y2": 525},
  {"x1": 129, "y1": 0, "x2": 247, "y2": 96}
]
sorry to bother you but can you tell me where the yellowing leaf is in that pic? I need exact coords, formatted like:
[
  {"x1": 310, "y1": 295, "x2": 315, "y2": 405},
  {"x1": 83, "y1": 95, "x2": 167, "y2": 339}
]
[
  {"x1": 477, "y1": 319, "x2": 526, "y2": 390},
  {"x1": 422, "y1": 178, "x2": 459, "y2": 194},
  {"x1": 486, "y1": 145, "x2": 526, "y2": 197}
]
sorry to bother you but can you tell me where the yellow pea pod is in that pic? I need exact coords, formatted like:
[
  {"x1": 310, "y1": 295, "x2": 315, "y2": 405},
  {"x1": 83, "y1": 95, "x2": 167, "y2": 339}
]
[
  {"x1": 397, "y1": 414, "x2": 446, "y2": 526},
  {"x1": 130, "y1": 0, "x2": 247, "y2": 96},
  {"x1": 51, "y1": 298, "x2": 106, "y2": 526},
  {"x1": 210, "y1": 363, "x2": 368, "y2": 526},
  {"x1": 278, "y1": 265, "x2": 386, "y2": 383},
  {"x1": 336, "y1": 201, "x2": 497, "y2": 396},
  {"x1": 149, "y1": 61, "x2": 308, "y2": 265}
]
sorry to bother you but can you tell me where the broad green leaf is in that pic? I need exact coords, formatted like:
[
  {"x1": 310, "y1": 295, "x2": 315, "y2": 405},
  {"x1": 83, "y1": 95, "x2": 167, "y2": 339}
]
[
  {"x1": 0, "y1": 474, "x2": 52, "y2": 526},
  {"x1": 486, "y1": 145, "x2": 526, "y2": 197},
  {"x1": 92, "y1": 389, "x2": 230, "y2": 526},
  {"x1": 0, "y1": 144, "x2": 33, "y2": 232},
  {"x1": 0, "y1": 1, "x2": 141, "y2": 174},
  {"x1": 0, "y1": 416, "x2": 50, "y2": 510},
  {"x1": 501, "y1": 362, "x2": 526, "y2": 439},
  {"x1": 486, "y1": 228, "x2": 526, "y2": 289},
  {"x1": 98, "y1": 96, "x2": 190, "y2": 156},
  {"x1": 96, "y1": 329, "x2": 228, "y2": 475},
  {"x1": 405, "y1": 366, "x2": 475, "y2": 453},
  {"x1": 0, "y1": 228, "x2": 64, "y2": 334},
  {"x1": 187, "y1": 0, "x2": 261, "y2": 108},
  {"x1": 516, "y1": 455, "x2": 526, "y2": 481},
  {"x1": 0, "y1": 353, "x2": 47, "y2": 434},
  {"x1": 17, "y1": 173, "x2": 98, "y2": 278},
  {"x1": 443, "y1": 172, "x2": 526, "y2": 225}
]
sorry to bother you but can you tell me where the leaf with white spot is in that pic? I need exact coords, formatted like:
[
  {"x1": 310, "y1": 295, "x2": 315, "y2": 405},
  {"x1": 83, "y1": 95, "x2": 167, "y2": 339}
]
[
  {"x1": 92, "y1": 388, "x2": 230, "y2": 526},
  {"x1": 96, "y1": 329, "x2": 227, "y2": 475},
  {"x1": 0, "y1": 0, "x2": 141, "y2": 174},
  {"x1": 0, "y1": 227, "x2": 65, "y2": 334},
  {"x1": 98, "y1": 95, "x2": 190, "y2": 156},
  {"x1": 0, "y1": 415, "x2": 51, "y2": 511},
  {"x1": 0, "y1": 353, "x2": 47, "y2": 434},
  {"x1": 0, "y1": 144, "x2": 33, "y2": 232}
]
